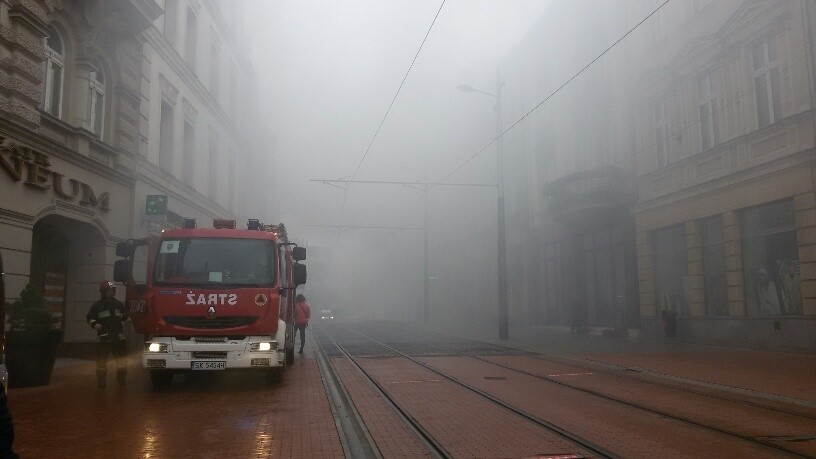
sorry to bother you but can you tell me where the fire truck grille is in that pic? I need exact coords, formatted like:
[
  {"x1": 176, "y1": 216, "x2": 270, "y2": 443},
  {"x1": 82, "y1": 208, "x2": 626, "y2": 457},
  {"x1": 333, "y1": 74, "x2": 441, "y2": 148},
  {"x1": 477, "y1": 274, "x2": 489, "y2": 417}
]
[
  {"x1": 192, "y1": 351, "x2": 228, "y2": 359},
  {"x1": 164, "y1": 316, "x2": 259, "y2": 329}
]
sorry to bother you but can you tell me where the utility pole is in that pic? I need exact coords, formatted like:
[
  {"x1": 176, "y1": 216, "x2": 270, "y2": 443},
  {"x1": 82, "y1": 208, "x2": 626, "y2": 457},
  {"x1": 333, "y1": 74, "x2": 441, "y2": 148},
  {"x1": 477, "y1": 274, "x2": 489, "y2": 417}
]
[
  {"x1": 457, "y1": 70, "x2": 508, "y2": 340},
  {"x1": 423, "y1": 184, "x2": 430, "y2": 325},
  {"x1": 495, "y1": 70, "x2": 509, "y2": 340}
]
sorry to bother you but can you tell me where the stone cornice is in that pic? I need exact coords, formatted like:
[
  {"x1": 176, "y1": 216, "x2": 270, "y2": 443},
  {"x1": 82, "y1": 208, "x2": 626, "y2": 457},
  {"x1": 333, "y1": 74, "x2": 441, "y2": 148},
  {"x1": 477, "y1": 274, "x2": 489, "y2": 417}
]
[
  {"x1": 1, "y1": 115, "x2": 135, "y2": 186},
  {"x1": 142, "y1": 26, "x2": 249, "y2": 150},
  {"x1": 115, "y1": 84, "x2": 141, "y2": 106},
  {"x1": 633, "y1": 147, "x2": 815, "y2": 216},
  {"x1": 188, "y1": 0, "x2": 202, "y2": 16},
  {"x1": 0, "y1": 208, "x2": 35, "y2": 225},
  {"x1": 7, "y1": 1, "x2": 48, "y2": 33},
  {"x1": 131, "y1": 0, "x2": 164, "y2": 27},
  {"x1": 203, "y1": 0, "x2": 240, "y2": 56},
  {"x1": 634, "y1": 109, "x2": 815, "y2": 214}
]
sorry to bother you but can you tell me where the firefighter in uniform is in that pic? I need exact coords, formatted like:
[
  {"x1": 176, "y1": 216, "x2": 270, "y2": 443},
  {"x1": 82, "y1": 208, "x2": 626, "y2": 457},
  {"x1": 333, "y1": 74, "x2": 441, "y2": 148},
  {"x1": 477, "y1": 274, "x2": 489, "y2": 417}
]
[{"x1": 86, "y1": 281, "x2": 128, "y2": 388}]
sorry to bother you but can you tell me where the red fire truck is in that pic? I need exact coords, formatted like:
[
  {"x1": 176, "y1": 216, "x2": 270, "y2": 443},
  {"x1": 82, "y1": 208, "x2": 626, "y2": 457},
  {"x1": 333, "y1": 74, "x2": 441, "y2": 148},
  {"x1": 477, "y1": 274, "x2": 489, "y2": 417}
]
[{"x1": 113, "y1": 219, "x2": 306, "y2": 387}]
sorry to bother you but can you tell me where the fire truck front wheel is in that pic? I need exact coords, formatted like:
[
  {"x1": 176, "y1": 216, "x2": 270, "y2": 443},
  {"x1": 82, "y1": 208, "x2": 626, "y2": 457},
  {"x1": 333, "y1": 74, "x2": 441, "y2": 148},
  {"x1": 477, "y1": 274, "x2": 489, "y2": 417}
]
[{"x1": 150, "y1": 370, "x2": 174, "y2": 388}]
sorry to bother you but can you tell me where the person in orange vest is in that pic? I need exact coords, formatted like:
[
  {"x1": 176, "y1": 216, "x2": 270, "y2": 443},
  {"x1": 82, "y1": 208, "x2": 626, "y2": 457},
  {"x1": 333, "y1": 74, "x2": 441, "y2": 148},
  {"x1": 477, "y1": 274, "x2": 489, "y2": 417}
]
[
  {"x1": 86, "y1": 281, "x2": 128, "y2": 388},
  {"x1": 294, "y1": 294, "x2": 311, "y2": 355}
]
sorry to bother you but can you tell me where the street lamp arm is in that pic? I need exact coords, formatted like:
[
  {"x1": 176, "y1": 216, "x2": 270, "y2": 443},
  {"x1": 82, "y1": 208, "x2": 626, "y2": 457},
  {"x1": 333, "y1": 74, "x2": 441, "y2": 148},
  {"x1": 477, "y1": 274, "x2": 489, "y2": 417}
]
[{"x1": 457, "y1": 84, "x2": 496, "y2": 98}]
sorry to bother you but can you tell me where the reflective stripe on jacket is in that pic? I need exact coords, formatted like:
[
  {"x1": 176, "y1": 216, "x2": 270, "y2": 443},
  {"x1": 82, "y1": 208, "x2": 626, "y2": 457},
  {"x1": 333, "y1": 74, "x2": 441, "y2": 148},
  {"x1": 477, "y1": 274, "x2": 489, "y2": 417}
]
[{"x1": 86, "y1": 299, "x2": 128, "y2": 341}]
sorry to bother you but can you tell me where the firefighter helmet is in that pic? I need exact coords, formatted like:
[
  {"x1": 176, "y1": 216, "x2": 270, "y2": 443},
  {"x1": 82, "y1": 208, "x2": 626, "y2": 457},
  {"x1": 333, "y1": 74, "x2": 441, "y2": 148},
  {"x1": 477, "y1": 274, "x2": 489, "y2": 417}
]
[{"x1": 99, "y1": 280, "x2": 116, "y2": 292}]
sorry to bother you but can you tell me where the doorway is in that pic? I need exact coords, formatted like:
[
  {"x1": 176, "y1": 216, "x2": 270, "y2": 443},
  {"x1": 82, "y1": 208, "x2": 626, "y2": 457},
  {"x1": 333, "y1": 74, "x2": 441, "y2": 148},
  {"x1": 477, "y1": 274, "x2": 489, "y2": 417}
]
[{"x1": 30, "y1": 215, "x2": 106, "y2": 342}]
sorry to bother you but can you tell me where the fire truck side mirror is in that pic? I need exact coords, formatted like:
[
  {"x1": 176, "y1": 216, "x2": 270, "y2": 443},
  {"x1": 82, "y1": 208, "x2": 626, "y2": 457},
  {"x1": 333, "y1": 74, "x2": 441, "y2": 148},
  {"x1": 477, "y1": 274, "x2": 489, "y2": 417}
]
[
  {"x1": 113, "y1": 260, "x2": 129, "y2": 283},
  {"x1": 293, "y1": 263, "x2": 307, "y2": 286},
  {"x1": 292, "y1": 247, "x2": 306, "y2": 261},
  {"x1": 115, "y1": 241, "x2": 132, "y2": 258}
]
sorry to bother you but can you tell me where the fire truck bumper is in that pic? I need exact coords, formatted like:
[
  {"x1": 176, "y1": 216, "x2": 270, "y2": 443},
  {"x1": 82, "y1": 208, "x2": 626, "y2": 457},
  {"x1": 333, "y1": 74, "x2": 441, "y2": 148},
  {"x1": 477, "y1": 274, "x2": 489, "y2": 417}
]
[{"x1": 142, "y1": 336, "x2": 286, "y2": 370}]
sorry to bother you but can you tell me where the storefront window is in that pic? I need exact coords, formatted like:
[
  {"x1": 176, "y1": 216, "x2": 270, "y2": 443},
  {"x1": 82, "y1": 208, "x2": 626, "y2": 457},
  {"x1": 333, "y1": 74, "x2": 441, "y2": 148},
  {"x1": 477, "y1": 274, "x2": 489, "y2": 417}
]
[
  {"x1": 544, "y1": 242, "x2": 566, "y2": 325},
  {"x1": 701, "y1": 216, "x2": 727, "y2": 316},
  {"x1": 653, "y1": 225, "x2": 689, "y2": 316},
  {"x1": 741, "y1": 200, "x2": 800, "y2": 315}
]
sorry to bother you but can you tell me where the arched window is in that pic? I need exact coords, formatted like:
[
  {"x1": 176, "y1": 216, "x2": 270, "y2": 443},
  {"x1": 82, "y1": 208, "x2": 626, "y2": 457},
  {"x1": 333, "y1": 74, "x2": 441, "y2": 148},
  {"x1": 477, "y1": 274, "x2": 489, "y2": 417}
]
[
  {"x1": 88, "y1": 66, "x2": 105, "y2": 138},
  {"x1": 43, "y1": 26, "x2": 65, "y2": 118}
]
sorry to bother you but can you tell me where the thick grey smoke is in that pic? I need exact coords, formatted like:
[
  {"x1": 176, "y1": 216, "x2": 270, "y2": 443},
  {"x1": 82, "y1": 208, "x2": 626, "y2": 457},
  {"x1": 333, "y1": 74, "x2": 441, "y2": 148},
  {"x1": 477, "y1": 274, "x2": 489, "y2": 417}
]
[{"x1": 243, "y1": 1, "x2": 550, "y2": 328}]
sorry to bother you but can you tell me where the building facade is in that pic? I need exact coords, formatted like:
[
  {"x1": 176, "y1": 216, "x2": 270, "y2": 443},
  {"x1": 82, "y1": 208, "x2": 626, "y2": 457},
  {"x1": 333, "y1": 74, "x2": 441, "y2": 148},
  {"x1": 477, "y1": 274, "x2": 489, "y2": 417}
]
[
  {"x1": 632, "y1": 0, "x2": 816, "y2": 351},
  {"x1": 501, "y1": 0, "x2": 641, "y2": 337},
  {"x1": 502, "y1": 0, "x2": 816, "y2": 352},
  {"x1": 0, "y1": 0, "x2": 261, "y2": 343}
]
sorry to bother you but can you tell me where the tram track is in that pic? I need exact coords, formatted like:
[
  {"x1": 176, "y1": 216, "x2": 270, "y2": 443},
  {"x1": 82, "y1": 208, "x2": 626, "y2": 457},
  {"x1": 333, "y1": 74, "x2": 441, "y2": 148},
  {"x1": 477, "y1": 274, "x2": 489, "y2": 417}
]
[
  {"x1": 367, "y1": 321, "x2": 815, "y2": 458},
  {"x1": 314, "y1": 325, "x2": 449, "y2": 459},
  {"x1": 380, "y1": 321, "x2": 816, "y2": 421},
  {"x1": 314, "y1": 323, "x2": 614, "y2": 459},
  {"x1": 313, "y1": 328, "x2": 383, "y2": 459}
]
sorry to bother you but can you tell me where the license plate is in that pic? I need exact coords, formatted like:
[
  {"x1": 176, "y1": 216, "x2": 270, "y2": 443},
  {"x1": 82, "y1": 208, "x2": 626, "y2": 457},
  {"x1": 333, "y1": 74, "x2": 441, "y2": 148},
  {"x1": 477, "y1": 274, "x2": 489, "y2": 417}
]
[{"x1": 192, "y1": 361, "x2": 226, "y2": 370}]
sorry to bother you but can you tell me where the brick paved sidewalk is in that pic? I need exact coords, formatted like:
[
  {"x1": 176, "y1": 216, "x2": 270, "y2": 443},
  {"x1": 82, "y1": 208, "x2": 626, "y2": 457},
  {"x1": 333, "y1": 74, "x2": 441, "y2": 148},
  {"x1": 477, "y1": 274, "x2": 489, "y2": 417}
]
[
  {"x1": 7, "y1": 340, "x2": 343, "y2": 458},
  {"x1": 473, "y1": 326, "x2": 816, "y2": 403},
  {"x1": 582, "y1": 349, "x2": 816, "y2": 402}
]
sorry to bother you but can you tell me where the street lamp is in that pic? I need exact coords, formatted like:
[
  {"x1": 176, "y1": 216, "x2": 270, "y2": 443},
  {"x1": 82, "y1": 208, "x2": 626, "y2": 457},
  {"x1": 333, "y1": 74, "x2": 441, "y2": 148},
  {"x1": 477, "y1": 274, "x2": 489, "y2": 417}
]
[{"x1": 458, "y1": 70, "x2": 508, "y2": 340}]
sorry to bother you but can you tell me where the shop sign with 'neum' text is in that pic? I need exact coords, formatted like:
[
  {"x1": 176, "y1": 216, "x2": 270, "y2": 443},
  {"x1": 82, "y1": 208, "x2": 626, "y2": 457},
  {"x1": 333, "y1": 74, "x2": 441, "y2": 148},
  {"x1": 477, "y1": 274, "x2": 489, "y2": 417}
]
[{"x1": 0, "y1": 136, "x2": 111, "y2": 211}]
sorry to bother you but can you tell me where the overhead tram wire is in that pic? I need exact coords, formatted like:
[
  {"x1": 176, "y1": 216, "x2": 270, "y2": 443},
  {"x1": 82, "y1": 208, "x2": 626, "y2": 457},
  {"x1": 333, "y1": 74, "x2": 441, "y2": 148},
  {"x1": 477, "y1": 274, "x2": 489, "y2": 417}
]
[
  {"x1": 348, "y1": 0, "x2": 446, "y2": 182},
  {"x1": 337, "y1": 0, "x2": 445, "y2": 216},
  {"x1": 440, "y1": 0, "x2": 671, "y2": 183}
]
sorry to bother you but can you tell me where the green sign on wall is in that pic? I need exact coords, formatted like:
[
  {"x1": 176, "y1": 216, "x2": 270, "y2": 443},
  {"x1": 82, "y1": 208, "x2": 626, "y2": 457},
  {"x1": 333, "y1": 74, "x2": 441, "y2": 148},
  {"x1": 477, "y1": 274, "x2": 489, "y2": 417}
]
[{"x1": 145, "y1": 195, "x2": 168, "y2": 216}]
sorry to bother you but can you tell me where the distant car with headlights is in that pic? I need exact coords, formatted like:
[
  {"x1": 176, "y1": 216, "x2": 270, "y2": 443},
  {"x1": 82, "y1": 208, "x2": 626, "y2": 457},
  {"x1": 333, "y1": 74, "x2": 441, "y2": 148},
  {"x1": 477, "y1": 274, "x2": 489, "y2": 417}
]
[{"x1": 320, "y1": 309, "x2": 334, "y2": 320}]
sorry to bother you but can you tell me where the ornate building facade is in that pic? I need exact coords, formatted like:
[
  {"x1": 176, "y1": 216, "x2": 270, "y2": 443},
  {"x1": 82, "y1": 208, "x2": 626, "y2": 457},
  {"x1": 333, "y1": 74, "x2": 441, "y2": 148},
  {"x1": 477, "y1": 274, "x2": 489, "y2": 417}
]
[
  {"x1": 631, "y1": 0, "x2": 816, "y2": 350},
  {"x1": 0, "y1": 0, "x2": 261, "y2": 343},
  {"x1": 502, "y1": 0, "x2": 816, "y2": 351}
]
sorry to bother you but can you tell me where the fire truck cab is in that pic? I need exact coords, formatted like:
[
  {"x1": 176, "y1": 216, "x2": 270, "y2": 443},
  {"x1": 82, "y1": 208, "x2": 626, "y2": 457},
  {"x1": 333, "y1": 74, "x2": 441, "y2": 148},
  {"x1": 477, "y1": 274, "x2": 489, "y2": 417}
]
[{"x1": 114, "y1": 219, "x2": 306, "y2": 387}]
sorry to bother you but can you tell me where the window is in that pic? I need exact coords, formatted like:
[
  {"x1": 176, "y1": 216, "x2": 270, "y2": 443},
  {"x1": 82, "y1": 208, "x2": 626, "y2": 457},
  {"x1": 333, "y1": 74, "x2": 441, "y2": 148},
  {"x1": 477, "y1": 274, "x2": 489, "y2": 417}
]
[
  {"x1": 741, "y1": 200, "x2": 801, "y2": 316},
  {"x1": 540, "y1": 242, "x2": 567, "y2": 326},
  {"x1": 693, "y1": 0, "x2": 713, "y2": 14},
  {"x1": 653, "y1": 225, "x2": 689, "y2": 316},
  {"x1": 700, "y1": 216, "x2": 727, "y2": 316},
  {"x1": 653, "y1": 100, "x2": 668, "y2": 169},
  {"x1": 208, "y1": 136, "x2": 218, "y2": 198},
  {"x1": 88, "y1": 68, "x2": 105, "y2": 139},
  {"x1": 228, "y1": 61, "x2": 237, "y2": 118},
  {"x1": 132, "y1": 244, "x2": 149, "y2": 284},
  {"x1": 651, "y1": 0, "x2": 666, "y2": 42},
  {"x1": 163, "y1": 0, "x2": 179, "y2": 46},
  {"x1": 582, "y1": 231, "x2": 627, "y2": 328},
  {"x1": 154, "y1": 238, "x2": 276, "y2": 287},
  {"x1": 159, "y1": 101, "x2": 175, "y2": 173},
  {"x1": 697, "y1": 72, "x2": 720, "y2": 151},
  {"x1": 210, "y1": 41, "x2": 220, "y2": 99},
  {"x1": 228, "y1": 155, "x2": 235, "y2": 211},
  {"x1": 752, "y1": 34, "x2": 782, "y2": 128},
  {"x1": 185, "y1": 7, "x2": 197, "y2": 68},
  {"x1": 43, "y1": 26, "x2": 65, "y2": 118},
  {"x1": 536, "y1": 126, "x2": 555, "y2": 183},
  {"x1": 182, "y1": 120, "x2": 195, "y2": 185}
]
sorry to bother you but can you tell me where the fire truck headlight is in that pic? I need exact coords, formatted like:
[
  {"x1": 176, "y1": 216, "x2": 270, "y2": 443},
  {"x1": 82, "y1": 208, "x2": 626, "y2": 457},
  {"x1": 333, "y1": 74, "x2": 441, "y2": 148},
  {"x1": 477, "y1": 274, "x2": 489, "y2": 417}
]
[
  {"x1": 146, "y1": 343, "x2": 168, "y2": 353},
  {"x1": 250, "y1": 342, "x2": 274, "y2": 352}
]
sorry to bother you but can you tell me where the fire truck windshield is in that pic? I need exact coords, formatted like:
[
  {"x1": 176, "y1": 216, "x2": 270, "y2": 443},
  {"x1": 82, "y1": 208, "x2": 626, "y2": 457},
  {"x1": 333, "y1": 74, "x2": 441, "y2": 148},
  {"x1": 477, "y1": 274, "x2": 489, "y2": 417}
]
[{"x1": 153, "y1": 237, "x2": 276, "y2": 287}]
